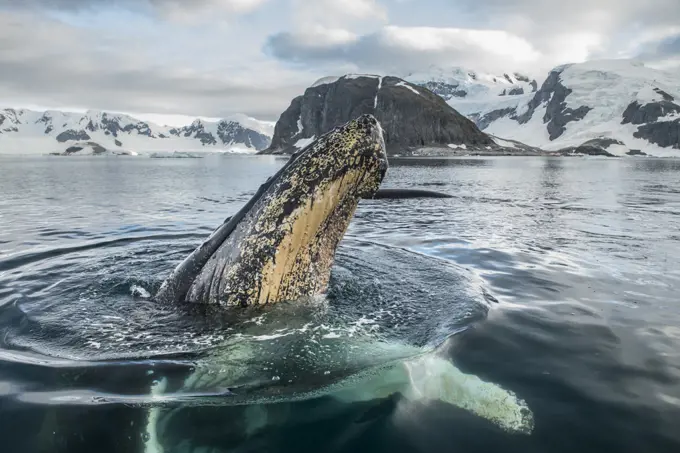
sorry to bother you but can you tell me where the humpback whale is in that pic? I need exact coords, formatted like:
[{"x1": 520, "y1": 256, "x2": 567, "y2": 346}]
[
  {"x1": 157, "y1": 114, "x2": 448, "y2": 307},
  {"x1": 145, "y1": 115, "x2": 533, "y2": 451}
]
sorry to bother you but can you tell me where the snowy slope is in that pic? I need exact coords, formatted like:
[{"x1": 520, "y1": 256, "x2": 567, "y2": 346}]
[
  {"x1": 442, "y1": 60, "x2": 680, "y2": 157},
  {"x1": 0, "y1": 109, "x2": 273, "y2": 155},
  {"x1": 406, "y1": 66, "x2": 538, "y2": 101}
]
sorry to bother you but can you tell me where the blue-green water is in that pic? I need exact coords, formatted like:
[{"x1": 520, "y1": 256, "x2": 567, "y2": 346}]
[{"x1": 0, "y1": 155, "x2": 679, "y2": 452}]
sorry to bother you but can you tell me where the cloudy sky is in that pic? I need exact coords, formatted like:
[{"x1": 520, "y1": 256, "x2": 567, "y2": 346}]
[{"x1": 1, "y1": 0, "x2": 678, "y2": 125}]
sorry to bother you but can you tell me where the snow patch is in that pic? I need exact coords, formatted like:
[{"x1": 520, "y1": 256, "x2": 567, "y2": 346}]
[
  {"x1": 344, "y1": 74, "x2": 381, "y2": 80},
  {"x1": 312, "y1": 76, "x2": 341, "y2": 87},
  {"x1": 406, "y1": 65, "x2": 537, "y2": 100},
  {"x1": 295, "y1": 136, "x2": 316, "y2": 149},
  {"x1": 493, "y1": 137, "x2": 518, "y2": 149},
  {"x1": 374, "y1": 76, "x2": 383, "y2": 109},
  {"x1": 396, "y1": 81, "x2": 421, "y2": 96},
  {"x1": 448, "y1": 143, "x2": 467, "y2": 150},
  {"x1": 296, "y1": 115, "x2": 303, "y2": 136}
]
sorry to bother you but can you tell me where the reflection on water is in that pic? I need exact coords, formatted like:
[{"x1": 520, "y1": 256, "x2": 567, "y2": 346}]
[
  {"x1": 0, "y1": 155, "x2": 679, "y2": 453},
  {"x1": 389, "y1": 157, "x2": 494, "y2": 168}
]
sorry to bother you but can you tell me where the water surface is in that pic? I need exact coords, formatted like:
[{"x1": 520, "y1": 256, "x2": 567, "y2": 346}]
[{"x1": 1, "y1": 155, "x2": 679, "y2": 452}]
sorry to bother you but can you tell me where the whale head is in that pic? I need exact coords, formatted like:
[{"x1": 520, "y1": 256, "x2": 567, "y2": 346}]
[{"x1": 157, "y1": 114, "x2": 388, "y2": 306}]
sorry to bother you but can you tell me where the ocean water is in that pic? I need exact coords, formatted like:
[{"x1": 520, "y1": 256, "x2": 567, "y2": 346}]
[{"x1": 0, "y1": 154, "x2": 679, "y2": 453}]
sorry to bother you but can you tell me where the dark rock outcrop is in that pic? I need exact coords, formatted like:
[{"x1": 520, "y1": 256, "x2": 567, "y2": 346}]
[
  {"x1": 559, "y1": 145, "x2": 616, "y2": 157},
  {"x1": 169, "y1": 120, "x2": 271, "y2": 149},
  {"x1": 172, "y1": 121, "x2": 218, "y2": 145},
  {"x1": 476, "y1": 108, "x2": 516, "y2": 130},
  {"x1": 508, "y1": 87, "x2": 525, "y2": 96},
  {"x1": 217, "y1": 121, "x2": 270, "y2": 150},
  {"x1": 36, "y1": 113, "x2": 55, "y2": 135},
  {"x1": 557, "y1": 137, "x2": 624, "y2": 157},
  {"x1": 621, "y1": 100, "x2": 680, "y2": 125},
  {"x1": 634, "y1": 119, "x2": 680, "y2": 148},
  {"x1": 85, "y1": 113, "x2": 155, "y2": 138},
  {"x1": 56, "y1": 129, "x2": 91, "y2": 143},
  {"x1": 417, "y1": 81, "x2": 468, "y2": 100},
  {"x1": 654, "y1": 88, "x2": 674, "y2": 102},
  {"x1": 64, "y1": 141, "x2": 107, "y2": 155},
  {"x1": 584, "y1": 137, "x2": 624, "y2": 148},
  {"x1": 114, "y1": 139, "x2": 123, "y2": 147},
  {"x1": 518, "y1": 67, "x2": 591, "y2": 140},
  {"x1": 626, "y1": 149, "x2": 647, "y2": 156},
  {"x1": 264, "y1": 75, "x2": 494, "y2": 155},
  {"x1": 530, "y1": 80, "x2": 538, "y2": 92}
]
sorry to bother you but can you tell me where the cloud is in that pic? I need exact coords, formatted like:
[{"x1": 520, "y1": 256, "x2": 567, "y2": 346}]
[
  {"x1": 2, "y1": 0, "x2": 269, "y2": 19},
  {"x1": 290, "y1": 0, "x2": 387, "y2": 29},
  {"x1": 151, "y1": 0, "x2": 270, "y2": 21},
  {"x1": 638, "y1": 33, "x2": 680, "y2": 60},
  {"x1": 268, "y1": 0, "x2": 680, "y2": 75},
  {"x1": 633, "y1": 31, "x2": 680, "y2": 70},
  {"x1": 452, "y1": 0, "x2": 680, "y2": 32},
  {"x1": 449, "y1": 0, "x2": 680, "y2": 63},
  {"x1": 266, "y1": 25, "x2": 542, "y2": 74},
  {"x1": 3, "y1": 0, "x2": 680, "y2": 120},
  {"x1": 655, "y1": 35, "x2": 680, "y2": 57},
  {"x1": 0, "y1": 12, "x2": 306, "y2": 120}
]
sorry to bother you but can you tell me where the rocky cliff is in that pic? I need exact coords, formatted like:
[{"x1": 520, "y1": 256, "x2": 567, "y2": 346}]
[{"x1": 263, "y1": 75, "x2": 496, "y2": 155}]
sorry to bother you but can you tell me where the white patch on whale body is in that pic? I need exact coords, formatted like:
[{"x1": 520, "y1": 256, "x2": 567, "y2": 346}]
[
  {"x1": 328, "y1": 346, "x2": 533, "y2": 435},
  {"x1": 144, "y1": 377, "x2": 168, "y2": 453},
  {"x1": 403, "y1": 355, "x2": 533, "y2": 433}
]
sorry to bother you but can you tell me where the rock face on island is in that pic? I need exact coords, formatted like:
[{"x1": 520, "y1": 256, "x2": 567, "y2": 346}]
[
  {"x1": 263, "y1": 75, "x2": 496, "y2": 155},
  {"x1": 49, "y1": 141, "x2": 138, "y2": 156}
]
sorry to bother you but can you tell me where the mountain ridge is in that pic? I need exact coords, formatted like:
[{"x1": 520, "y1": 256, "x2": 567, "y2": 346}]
[
  {"x1": 420, "y1": 59, "x2": 680, "y2": 157},
  {"x1": 0, "y1": 108, "x2": 274, "y2": 155}
]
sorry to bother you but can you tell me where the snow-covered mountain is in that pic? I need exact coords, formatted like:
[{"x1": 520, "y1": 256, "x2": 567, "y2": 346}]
[
  {"x1": 424, "y1": 60, "x2": 680, "y2": 157},
  {"x1": 0, "y1": 109, "x2": 274, "y2": 155},
  {"x1": 405, "y1": 66, "x2": 538, "y2": 101}
]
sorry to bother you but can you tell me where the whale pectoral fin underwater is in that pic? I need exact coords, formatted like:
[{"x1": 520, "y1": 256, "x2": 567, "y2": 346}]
[{"x1": 327, "y1": 346, "x2": 534, "y2": 435}]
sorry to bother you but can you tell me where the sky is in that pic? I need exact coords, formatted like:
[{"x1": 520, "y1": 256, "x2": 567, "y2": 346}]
[{"x1": 0, "y1": 0, "x2": 678, "y2": 125}]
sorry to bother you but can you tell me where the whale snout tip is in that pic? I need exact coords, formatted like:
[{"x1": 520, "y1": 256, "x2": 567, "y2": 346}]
[{"x1": 341, "y1": 114, "x2": 388, "y2": 197}]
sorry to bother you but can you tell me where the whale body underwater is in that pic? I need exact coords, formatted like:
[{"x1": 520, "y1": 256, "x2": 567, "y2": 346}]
[{"x1": 143, "y1": 115, "x2": 534, "y2": 452}]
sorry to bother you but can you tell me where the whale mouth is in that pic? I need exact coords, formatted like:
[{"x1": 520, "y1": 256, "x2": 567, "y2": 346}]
[{"x1": 157, "y1": 114, "x2": 388, "y2": 307}]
